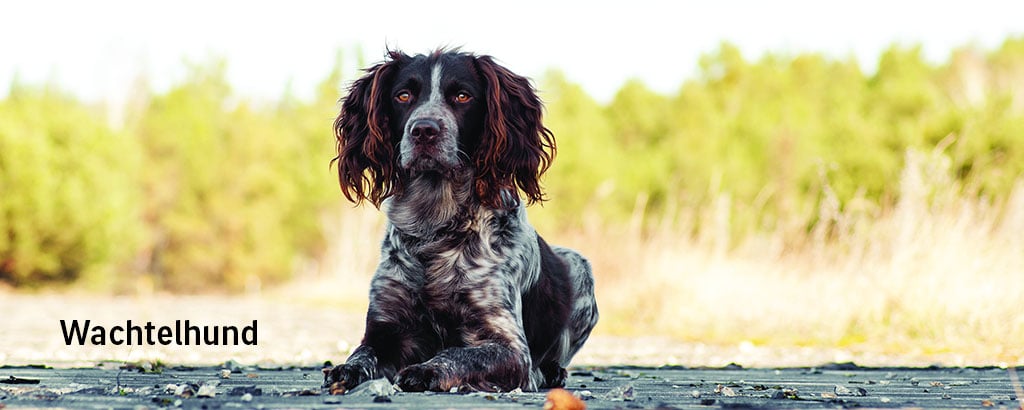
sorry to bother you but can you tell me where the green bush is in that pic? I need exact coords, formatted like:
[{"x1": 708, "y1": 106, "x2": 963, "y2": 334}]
[
  {"x1": 0, "y1": 85, "x2": 143, "y2": 288},
  {"x1": 535, "y1": 38, "x2": 1024, "y2": 241},
  {"x1": 129, "y1": 61, "x2": 339, "y2": 291},
  {"x1": 2, "y1": 38, "x2": 1022, "y2": 290}
]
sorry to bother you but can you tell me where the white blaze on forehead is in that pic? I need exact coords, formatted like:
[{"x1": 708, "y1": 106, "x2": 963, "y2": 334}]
[
  {"x1": 428, "y1": 62, "x2": 443, "y2": 104},
  {"x1": 407, "y1": 62, "x2": 447, "y2": 125}
]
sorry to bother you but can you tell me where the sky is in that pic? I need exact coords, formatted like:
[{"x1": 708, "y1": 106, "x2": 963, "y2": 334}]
[{"x1": 2, "y1": 0, "x2": 1023, "y2": 107}]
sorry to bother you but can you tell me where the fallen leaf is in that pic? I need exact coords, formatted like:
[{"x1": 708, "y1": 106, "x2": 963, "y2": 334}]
[
  {"x1": 544, "y1": 388, "x2": 586, "y2": 410},
  {"x1": 714, "y1": 384, "x2": 738, "y2": 397},
  {"x1": 197, "y1": 384, "x2": 217, "y2": 398},
  {"x1": 835, "y1": 385, "x2": 867, "y2": 396},
  {"x1": 328, "y1": 382, "x2": 346, "y2": 395},
  {"x1": 175, "y1": 384, "x2": 194, "y2": 398}
]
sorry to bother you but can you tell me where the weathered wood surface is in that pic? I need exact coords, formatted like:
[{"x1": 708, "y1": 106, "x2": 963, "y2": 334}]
[{"x1": 1, "y1": 363, "x2": 1020, "y2": 409}]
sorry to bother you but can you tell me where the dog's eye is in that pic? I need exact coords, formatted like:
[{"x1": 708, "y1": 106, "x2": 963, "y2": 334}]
[
  {"x1": 395, "y1": 91, "x2": 412, "y2": 103},
  {"x1": 454, "y1": 92, "x2": 472, "y2": 104}
]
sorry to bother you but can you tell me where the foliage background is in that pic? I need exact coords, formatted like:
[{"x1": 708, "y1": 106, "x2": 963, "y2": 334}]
[{"x1": 2, "y1": 39, "x2": 1022, "y2": 363}]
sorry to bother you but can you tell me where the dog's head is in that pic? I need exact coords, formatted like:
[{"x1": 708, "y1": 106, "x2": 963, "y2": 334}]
[{"x1": 333, "y1": 49, "x2": 554, "y2": 210}]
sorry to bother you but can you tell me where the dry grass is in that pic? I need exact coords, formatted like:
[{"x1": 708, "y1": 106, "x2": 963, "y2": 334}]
[
  {"x1": 291, "y1": 147, "x2": 1023, "y2": 367},
  {"x1": 559, "y1": 147, "x2": 1024, "y2": 366}
]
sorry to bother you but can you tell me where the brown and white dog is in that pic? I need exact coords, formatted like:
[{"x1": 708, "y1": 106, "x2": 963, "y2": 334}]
[{"x1": 324, "y1": 49, "x2": 598, "y2": 393}]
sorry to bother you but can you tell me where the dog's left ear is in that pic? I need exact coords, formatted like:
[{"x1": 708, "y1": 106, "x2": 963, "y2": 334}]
[{"x1": 473, "y1": 55, "x2": 555, "y2": 210}]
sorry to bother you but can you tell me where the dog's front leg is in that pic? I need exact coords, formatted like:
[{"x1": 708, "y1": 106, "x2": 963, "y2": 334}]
[
  {"x1": 324, "y1": 258, "x2": 430, "y2": 392},
  {"x1": 396, "y1": 342, "x2": 531, "y2": 392},
  {"x1": 395, "y1": 306, "x2": 534, "y2": 392},
  {"x1": 323, "y1": 343, "x2": 379, "y2": 392}
]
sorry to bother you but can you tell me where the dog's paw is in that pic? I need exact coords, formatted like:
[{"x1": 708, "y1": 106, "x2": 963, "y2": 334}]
[
  {"x1": 396, "y1": 363, "x2": 455, "y2": 392},
  {"x1": 322, "y1": 363, "x2": 371, "y2": 393},
  {"x1": 539, "y1": 361, "x2": 568, "y2": 388}
]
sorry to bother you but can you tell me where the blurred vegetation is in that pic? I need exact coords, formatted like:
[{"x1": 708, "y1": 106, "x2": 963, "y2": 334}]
[
  {"x1": 2, "y1": 38, "x2": 1023, "y2": 291},
  {"x1": 0, "y1": 84, "x2": 143, "y2": 287},
  {"x1": 1, "y1": 57, "x2": 345, "y2": 291},
  {"x1": 539, "y1": 39, "x2": 1024, "y2": 242},
  {"x1": 129, "y1": 60, "x2": 340, "y2": 291}
]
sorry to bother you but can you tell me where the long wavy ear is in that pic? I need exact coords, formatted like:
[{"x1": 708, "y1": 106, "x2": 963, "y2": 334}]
[
  {"x1": 474, "y1": 55, "x2": 556, "y2": 210},
  {"x1": 332, "y1": 51, "x2": 405, "y2": 207}
]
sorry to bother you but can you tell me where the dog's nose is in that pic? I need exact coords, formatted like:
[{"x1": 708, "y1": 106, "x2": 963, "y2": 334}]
[{"x1": 410, "y1": 119, "x2": 440, "y2": 143}]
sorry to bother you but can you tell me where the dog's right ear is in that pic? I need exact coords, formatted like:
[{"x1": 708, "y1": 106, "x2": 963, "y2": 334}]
[{"x1": 332, "y1": 51, "x2": 405, "y2": 207}]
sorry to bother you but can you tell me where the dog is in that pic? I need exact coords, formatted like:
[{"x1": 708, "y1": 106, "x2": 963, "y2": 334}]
[{"x1": 323, "y1": 49, "x2": 598, "y2": 393}]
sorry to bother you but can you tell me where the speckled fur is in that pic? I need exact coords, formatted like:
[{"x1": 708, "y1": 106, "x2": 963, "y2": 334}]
[{"x1": 325, "y1": 49, "x2": 598, "y2": 393}]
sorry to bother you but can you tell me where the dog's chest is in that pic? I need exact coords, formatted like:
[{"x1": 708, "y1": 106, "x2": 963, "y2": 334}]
[
  {"x1": 409, "y1": 216, "x2": 518, "y2": 303},
  {"x1": 415, "y1": 227, "x2": 504, "y2": 295},
  {"x1": 399, "y1": 208, "x2": 515, "y2": 275},
  {"x1": 387, "y1": 205, "x2": 524, "y2": 306}
]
